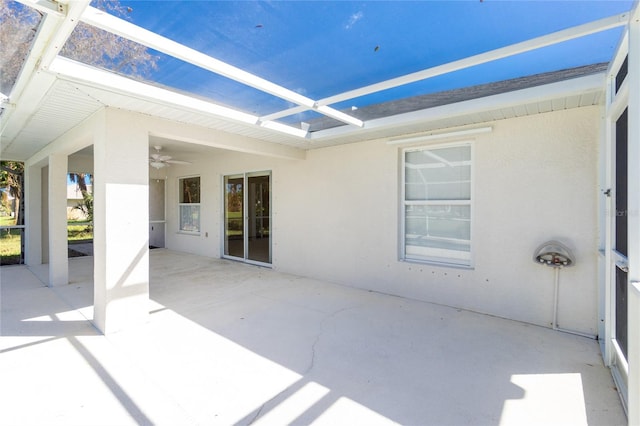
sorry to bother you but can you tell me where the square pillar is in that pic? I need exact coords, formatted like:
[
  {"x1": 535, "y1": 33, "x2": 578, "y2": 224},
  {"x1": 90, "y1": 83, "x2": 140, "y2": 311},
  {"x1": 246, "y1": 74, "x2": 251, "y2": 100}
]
[
  {"x1": 93, "y1": 108, "x2": 149, "y2": 334},
  {"x1": 48, "y1": 154, "x2": 68, "y2": 286},
  {"x1": 630, "y1": 282, "x2": 640, "y2": 426},
  {"x1": 24, "y1": 163, "x2": 42, "y2": 266}
]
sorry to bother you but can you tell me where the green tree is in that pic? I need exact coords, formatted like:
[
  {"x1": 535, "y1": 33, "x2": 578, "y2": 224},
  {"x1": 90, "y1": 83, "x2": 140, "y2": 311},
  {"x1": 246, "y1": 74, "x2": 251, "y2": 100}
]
[
  {"x1": 1, "y1": 0, "x2": 158, "y2": 95},
  {"x1": 69, "y1": 172, "x2": 89, "y2": 195},
  {"x1": 0, "y1": 191, "x2": 11, "y2": 216},
  {"x1": 0, "y1": 161, "x2": 24, "y2": 226},
  {"x1": 70, "y1": 173, "x2": 94, "y2": 229}
]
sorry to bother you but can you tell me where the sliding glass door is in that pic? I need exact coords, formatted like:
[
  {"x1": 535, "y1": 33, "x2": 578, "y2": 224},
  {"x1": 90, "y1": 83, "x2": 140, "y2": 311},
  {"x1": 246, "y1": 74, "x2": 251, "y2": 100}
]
[
  {"x1": 247, "y1": 173, "x2": 271, "y2": 263},
  {"x1": 223, "y1": 171, "x2": 271, "y2": 265},
  {"x1": 224, "y1": 175, "x2": 244, "y2": 258}
]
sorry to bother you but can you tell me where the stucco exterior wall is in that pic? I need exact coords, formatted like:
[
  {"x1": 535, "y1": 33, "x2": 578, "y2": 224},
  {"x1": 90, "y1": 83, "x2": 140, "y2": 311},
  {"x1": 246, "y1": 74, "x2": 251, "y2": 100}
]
[{"x1": 163, "y1": 106, "x2": 599, "y2": 334}]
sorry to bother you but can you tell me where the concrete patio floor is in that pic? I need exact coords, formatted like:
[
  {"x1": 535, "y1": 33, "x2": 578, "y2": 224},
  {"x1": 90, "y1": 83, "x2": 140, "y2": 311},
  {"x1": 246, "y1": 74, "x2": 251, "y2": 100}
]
[{"x1": 0, "y1": 249, "x2": 627, "y2": 425}]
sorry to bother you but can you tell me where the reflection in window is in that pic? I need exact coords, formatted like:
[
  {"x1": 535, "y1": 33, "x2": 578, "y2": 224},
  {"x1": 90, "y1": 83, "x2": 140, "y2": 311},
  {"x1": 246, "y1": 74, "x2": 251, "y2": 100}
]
[
  {"x1": 179, "y1": 176, "x2": 200, "y2": 233},
  {"x1": 402, "y1": 143, "x2": 472, "y2": 266}
]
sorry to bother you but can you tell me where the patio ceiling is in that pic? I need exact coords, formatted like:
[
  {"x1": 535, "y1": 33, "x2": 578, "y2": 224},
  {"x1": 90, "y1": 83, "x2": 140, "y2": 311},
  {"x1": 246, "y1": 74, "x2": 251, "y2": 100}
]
[{"x1": 0, "y1": 0, "x2": 634, "y2": 160}]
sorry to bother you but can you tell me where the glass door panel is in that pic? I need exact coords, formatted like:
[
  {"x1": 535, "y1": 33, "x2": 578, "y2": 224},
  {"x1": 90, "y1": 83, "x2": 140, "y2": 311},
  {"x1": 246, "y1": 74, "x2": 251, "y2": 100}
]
[
  {"x1": 616, "y1": 266, "x2": 628, "y2": 358},
  {"x1": 247, "y1": 173, "x2": 271, "y2": 263},
  {"x1": 149, "y1": 178, "x2": 165, "y2": 248},
  {"x1": 224, "y1": 175, "x2": 244, "y2": 258},
  {"x1": 223, "y1": 172, "x2": 271, "y2": 265},
  {"x1": 614, "y1": 108, "x2": 629, "y2": 360}
]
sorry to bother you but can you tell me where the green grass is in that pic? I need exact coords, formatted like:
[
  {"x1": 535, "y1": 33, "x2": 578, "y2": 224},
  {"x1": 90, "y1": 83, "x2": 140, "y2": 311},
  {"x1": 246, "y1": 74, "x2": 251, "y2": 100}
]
[
  {"x1": 1, "y1": 217, "x2": 22, "y2": 264},
  {"x1": 0, "y1": 231, "x2": 21, "y2": 254},
  {"x1": 0, "y1": 229, "x2": 21, "y2": 265},
  {"x1": 0, "y1": 221, "x2": 93, "y2": 265},
  {"x1": 67, "y1": 223, "x2": 93, "y2": 242},
  {"x1": 0, "y1": 216, "x2": 17, "y2": 226}
]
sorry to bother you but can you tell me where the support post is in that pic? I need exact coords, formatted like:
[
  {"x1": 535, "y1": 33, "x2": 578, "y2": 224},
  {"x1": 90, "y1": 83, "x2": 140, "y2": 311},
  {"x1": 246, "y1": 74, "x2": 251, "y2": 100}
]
[
  {"x1": 24, "y1": 163, "x2": 42, "y2": 266},
  {"x1": 93, "y1": 108, "x2": 149, "y2": 334},
  {"x1": 47, "y1": 154, "x2": 68, "y2": 286},
  {"x1": 630, "y1": 282, "x2": 640, "y2": 426}
]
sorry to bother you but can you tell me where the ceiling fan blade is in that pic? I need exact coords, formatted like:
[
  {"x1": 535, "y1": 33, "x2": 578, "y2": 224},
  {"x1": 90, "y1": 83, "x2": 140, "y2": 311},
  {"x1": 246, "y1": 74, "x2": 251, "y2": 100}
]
[{"x1": 166, "y1": 159, "x2": 191, "y2": 165}]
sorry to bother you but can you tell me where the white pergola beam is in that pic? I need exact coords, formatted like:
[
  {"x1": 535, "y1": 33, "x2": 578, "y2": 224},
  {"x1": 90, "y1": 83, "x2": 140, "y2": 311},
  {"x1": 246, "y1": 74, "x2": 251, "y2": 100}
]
[
  {"x1": 37, "y1": 1, "x2": 90, "y2": 70},
  {"x1": 3, "y1": 2, "x2": 629, "y2": 144},
  {"x1": 48, "y1": 56, "x2": 308, "y2": 138},
  {"x1": 260, "y1": 105, "x2": 308, "y2": 122},
  {"x1": 262, "y1": 12, "x2": 629, "y2": 123},
  {"x1": 319, "y1": 13, "x2": 629, "y2": 106},
  {"x1": 309, "y1": 73, "x2": 605, "y2": 141},
  {"x1": 14, "y1": 0, "x2": 66, "y2": 17},
  {"x1": 49, "y1": 57, "x2": 258, "y2": 125},
  {"x1": 258, "y1": 120, "x2": 308, "y2": 138},
  {"x1": 1, "y1": 1, "x2": 89, "y2": 143},
  {"x1": 80, "y1": 6, "x2": 313, "y2": 107},
  {"x1": 80, "y1": 6, "x2": 361, "y2": 129}
]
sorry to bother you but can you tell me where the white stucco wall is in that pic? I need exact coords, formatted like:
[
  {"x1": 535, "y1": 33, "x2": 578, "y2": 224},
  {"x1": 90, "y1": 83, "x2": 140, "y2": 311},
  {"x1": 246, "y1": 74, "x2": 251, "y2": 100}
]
[
  {"x1": 162, "y1": 106, "x2": 599, "y2": 334},
  {"x1": 68, "y1": 153, "x2": 93, "y2": 175}
]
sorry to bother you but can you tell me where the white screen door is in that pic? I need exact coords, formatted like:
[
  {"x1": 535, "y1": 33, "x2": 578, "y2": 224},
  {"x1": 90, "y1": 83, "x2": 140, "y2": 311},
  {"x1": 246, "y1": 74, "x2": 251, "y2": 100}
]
[{"x1": 602, "y1": 12, "x2": 640, "y2": 415}]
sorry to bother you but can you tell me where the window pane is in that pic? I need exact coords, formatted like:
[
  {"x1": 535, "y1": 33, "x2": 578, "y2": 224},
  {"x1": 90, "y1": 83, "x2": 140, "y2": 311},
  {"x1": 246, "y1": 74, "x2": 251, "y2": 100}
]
[
  {"x1": 616, "y1": 109, "x2": 628, "y2": 256},
  {"x1": 180, "y1": 205, "x2": 200, "y2": 232},
  {"x1": 405, "y1": 146, "x2": 471, "y2": 201},
  {"x1": 405, "y1": 204, "x2": 470, "y2": 262},
  {"x1": 615, "y1": 266, "x2": 628, "y2": 359},
  {"x1": 180, "y1": 177, "x2": 200, "y2": 203},
  {"x1": 615, "y1": 55, "x2": 628, "y2": 94}
]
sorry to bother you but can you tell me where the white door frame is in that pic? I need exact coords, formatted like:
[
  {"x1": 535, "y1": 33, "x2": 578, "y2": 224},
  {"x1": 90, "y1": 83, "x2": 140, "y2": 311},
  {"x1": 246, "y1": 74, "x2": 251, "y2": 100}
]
[
  {"x1": 221, "y1": 170, "x2": 272, "y2": 267},
  {"x1": 602, "y1": 4, "x2": 640, "y2": 422},
  {"x1": 626, "y1": 4, "x2": 640, "y2": 423}
]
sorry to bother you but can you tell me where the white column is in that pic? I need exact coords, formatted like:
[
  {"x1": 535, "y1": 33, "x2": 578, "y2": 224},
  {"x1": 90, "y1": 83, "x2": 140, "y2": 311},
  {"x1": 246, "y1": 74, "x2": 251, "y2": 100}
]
[
  {"x1": 627, "y1": 5, "x2": 640, "y2": 425},
  {"x1": 93, "y1": 108, "x2": 149, "y2": 334},
  {"x1": 48, "y1": 154, "x2": 68, "y2": 286},
  {"x1": 630, "y1": 282, "x2": 640, "y2": 426},
  {"x1": 24, "y1": 163, "x2": 42, "y2": 266}
]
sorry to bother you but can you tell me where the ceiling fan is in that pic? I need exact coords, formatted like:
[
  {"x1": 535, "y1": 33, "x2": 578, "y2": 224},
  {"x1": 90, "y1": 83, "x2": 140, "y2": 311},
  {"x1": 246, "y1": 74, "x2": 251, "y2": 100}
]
[{"x1": 149, "y1": 146, "x2": 191, "y2": 169}]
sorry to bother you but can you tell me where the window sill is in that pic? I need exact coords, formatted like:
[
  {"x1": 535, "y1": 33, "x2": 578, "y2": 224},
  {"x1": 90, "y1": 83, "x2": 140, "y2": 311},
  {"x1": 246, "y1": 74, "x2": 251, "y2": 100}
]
[
  {"x1": 400, "y1": 258, "x2": 475, "y2": 270},
  {"x1": 177, "y1": 231, "x2": 201, "y2": 236}
]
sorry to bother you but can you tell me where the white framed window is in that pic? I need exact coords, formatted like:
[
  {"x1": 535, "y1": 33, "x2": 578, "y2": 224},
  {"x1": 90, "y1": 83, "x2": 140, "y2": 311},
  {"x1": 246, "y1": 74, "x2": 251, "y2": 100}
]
[
  {"x1": 402, "y1": 142, "x2": 473, "y2": 267},
  {"x1": 179, "y1": 176, "x2": 200, "y2": 233}
]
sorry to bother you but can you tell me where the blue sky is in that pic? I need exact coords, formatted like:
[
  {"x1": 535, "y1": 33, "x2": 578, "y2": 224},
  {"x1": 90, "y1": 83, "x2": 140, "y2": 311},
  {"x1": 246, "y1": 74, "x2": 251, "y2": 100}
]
[
  {"x1": 114, "y1": 1, "x2": 634, "y2": 121},
  {"x1": 67, "y1": 174, "x2": 92, "y2": 186}
]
